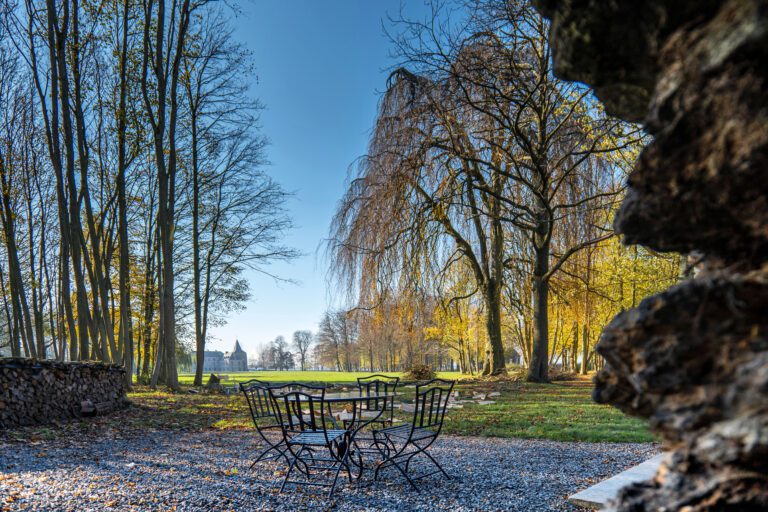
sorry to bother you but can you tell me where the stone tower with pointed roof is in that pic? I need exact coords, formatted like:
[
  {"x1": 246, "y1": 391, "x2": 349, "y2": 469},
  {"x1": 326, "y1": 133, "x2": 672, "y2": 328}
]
[{"x1": 223, "y1": 340, "x2": 248, "y2": 372}]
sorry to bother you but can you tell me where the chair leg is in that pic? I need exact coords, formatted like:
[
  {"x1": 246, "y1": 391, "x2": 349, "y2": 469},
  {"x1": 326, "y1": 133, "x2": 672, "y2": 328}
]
[
  {"x1": 328, "y1": 443, "x2": 351, "y2": 498},
  {"x1": 376, "y1": 438, "x2": 448, "y2": 491},
  {"x1": 421, "y1": 449, "x2": 451, "y2": 479},
  {"x1": 300, "y1": 447, "x2": 316, "y2": 476},
  {"x1": 404, "y1": 451, "x2": 416, "y2": 474},
  {"x1": 279, "y1": 457, "x2": 297, "y2": 493},
  {"x1": 327, "y1": 462, "x2": 344, "y2": 498},
  {"x1": 389, "y1": 456, "x2": 420, "y2": 491},
  {"x1": 343, "y1": 455, "x2": 356, "y2": 484},
  {"x1": 279, "y1": 446, "x2": 293, "y2": 469},
  {"x1": 372, "y1": 436, "x2": 391, "y2": 482},
  {"x1": 250, "y1": 441, "x2": 292, "y2": 471},
  {"x1": 348, "y1": 439, "x2": 367, "y2": 483},
  {"x1": 373, "y1": 436, "x2": 419, "y2": 491},
  {"x1": 250, "y1": 443, "x2": 276, "y2": 469}
]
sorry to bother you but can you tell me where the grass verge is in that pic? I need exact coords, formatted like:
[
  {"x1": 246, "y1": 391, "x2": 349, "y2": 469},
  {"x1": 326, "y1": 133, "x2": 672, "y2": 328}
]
[
  {"x1": 175, "y1": 370, "x2": 466, "y2": 386},
  {"x1": 5, "y1": 373, "x2": 653, "y2": 444}
]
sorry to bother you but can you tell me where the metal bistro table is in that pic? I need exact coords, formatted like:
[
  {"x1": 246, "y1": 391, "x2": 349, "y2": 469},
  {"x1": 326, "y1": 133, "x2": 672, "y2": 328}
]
[{"x1": 293, "y1": 390, "x2": 398, "y2": 484}]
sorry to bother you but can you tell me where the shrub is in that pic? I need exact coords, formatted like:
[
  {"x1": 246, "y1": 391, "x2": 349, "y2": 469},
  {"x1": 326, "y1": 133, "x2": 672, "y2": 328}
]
[
  {"x1": 404, "y1": 364, "x2": 436, "y2": 381},
  {"x1": 549, "y1": 369, "x2": 579, "y2": 381}
]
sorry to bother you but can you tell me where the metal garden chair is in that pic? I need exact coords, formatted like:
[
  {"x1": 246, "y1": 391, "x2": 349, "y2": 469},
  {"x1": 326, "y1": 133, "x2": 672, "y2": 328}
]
[
  {"x1": 355, "y1": 374, "x2": 400, "y2": 428},
  {"x1": 268, "y1": 383, "x2": 353, "y2": 497},
  {"x1": 372, "y1": 378, "x2": 455, "y2": 490},
  {"x1": 239, "y1": 379, "x2": 290, "y2": 469}
]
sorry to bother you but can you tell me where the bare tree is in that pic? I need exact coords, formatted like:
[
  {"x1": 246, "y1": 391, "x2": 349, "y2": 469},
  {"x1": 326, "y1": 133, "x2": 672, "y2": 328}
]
[
  {"x1": 181, "y1": 10, "x2": 297, "y2": 386},
  {"x1": 316, "y1": 311, "x2": 359, "y2": 372},
  {"x1": 292, "y1": 330, "x2": 313, "y2": 371},
  {"x1": 259, "y1": 336, "x2": 294, "y2": 371}
]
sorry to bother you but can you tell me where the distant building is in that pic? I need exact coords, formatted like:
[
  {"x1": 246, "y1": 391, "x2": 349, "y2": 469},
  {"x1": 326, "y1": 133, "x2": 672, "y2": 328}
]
[
  {"x1": 202, "y1": 351, "x2": 225, "y2": 372},
  {"x1": 201, "y1": 340, "x2": 248, "y2": 373}
]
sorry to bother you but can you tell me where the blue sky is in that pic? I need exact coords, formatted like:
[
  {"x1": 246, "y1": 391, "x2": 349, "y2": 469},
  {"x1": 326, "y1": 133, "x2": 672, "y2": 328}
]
[{"x1": 207, "y1": 1, "x2": 435, "y2": 355}]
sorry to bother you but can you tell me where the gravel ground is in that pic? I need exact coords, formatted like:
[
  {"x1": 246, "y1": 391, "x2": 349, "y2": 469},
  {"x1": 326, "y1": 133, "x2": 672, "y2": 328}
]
[{"x1": 0, "y1": 431, "x2": 658, "y2": 511}]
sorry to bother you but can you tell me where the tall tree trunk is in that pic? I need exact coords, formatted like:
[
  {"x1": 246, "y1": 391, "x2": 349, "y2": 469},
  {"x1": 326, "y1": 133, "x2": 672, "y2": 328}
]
[
  {"x1": 59, "y1": 250, "x2": 77, "y2": 361},
  {"x1": 527, "y1": 155, "x2": 552, "y2": 383},
  {"x1": 528, "y1": 240, "x2": 550, "y2": 382},
  {"x1": 0, "y1": 262, "x2": 19, "y2": 357},
  {"x1": 191, "y1": 110, "x2": 204, "y2": 387},
  {"x1": 482, "y1": 215, "x2": 506, "y2": 375},
  {"x1": 116, "y1": 0, "x2": 133, "y2": 386},
  {"x1": 581, "y1": 325, "x2": 590, "y2": 375},
  {"x1": 482, "y1": 278, "x2": 505, "y2": 375},
  {"x1": 24, "y1": 175, "x2": 46, "y2": 358},
  {"x1": 140, "y1": 232, "x2": 156, "y2": 380},
  {"x1": 571, "y1": 321, "x2": 579, "y2": 372},
  {"x1": 581, "y1": 251, "x2": 593, "y2": 374}
]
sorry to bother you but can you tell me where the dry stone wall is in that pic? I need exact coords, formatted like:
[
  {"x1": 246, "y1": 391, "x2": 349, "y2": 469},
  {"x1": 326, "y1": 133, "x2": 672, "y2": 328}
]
[
  {"x1": 534, "y1": 0, "x2": 767, "y2": 510},
  {"x1": 0, "y1": 358, "x2": 128, "y2": 428}
]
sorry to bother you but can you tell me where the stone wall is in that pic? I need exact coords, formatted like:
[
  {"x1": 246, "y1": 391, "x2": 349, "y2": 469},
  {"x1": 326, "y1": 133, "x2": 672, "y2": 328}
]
[
  {"x1": 534, "y1": 0, "x2": 767, "y2": 510},
  {"x1": 0, "y1": 358, "x2": 128, "y2": 429}
]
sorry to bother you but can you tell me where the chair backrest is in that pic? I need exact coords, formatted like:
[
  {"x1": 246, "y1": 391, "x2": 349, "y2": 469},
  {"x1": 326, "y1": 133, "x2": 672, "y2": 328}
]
[
  {"x1": 267, "y1": 382, "x2": 327, "y2": 433},
  {"x1": 357, "y1": 374, "x2": 399, "y2": 411},
  {"x1": 412, "y1": 378, "x2": 455, "y2": 432},
  {"x1": 240, "y1": 379, "x2": 276, "y2": 423}
]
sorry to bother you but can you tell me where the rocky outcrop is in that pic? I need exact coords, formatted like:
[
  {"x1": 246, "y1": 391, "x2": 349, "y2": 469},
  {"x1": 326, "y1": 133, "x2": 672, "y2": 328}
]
[
  {"x1": 0, "y1": 358, "x2": 128, "y2": 428},
  {"x1": 534, "y1": 0, "x2": 768, "y2": 509}
]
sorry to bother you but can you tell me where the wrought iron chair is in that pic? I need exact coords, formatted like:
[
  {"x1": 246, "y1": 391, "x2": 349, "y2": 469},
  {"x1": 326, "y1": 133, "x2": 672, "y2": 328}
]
[
  {"x1": 268, "y1": 383, "x2": 353, "y2": 497},
  {"x1": 355, "y1": 374, "x2": 400, "y2": 428},
  {"x1": 372, "y1": 378, "x2": 455, "y2": 490},
  {"x1": 239, "y1": 379, "x2": 290, "y2": 469}
]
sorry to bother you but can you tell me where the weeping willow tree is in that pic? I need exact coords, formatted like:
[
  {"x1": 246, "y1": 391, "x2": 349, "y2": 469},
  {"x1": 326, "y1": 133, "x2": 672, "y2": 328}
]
[
  {"x1": 330, "y1": 0, "x2": 641, "y2": 379},
  {"x1": 330, "y1": 55, "x2": 513, "y2": 375}
]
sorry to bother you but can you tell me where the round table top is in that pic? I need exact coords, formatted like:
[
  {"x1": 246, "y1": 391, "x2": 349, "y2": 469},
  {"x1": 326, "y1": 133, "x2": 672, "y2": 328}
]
[{"x1": 325, "y1": 392, "x2": 397, "y2": 403}]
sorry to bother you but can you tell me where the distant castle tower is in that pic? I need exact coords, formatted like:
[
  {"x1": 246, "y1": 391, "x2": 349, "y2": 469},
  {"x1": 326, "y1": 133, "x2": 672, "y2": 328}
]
[{"x1": 224, "y1": 340, "x2": 248, "y2": 372}]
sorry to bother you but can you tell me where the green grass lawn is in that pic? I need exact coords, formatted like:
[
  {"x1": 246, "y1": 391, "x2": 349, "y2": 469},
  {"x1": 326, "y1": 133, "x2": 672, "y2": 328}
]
[
  {"x1": 441, "y1": 379, "x2": 653, "y2": 443},
  {"x1": 124, "y1": 372, "x2": 653, "y2": 444}
]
